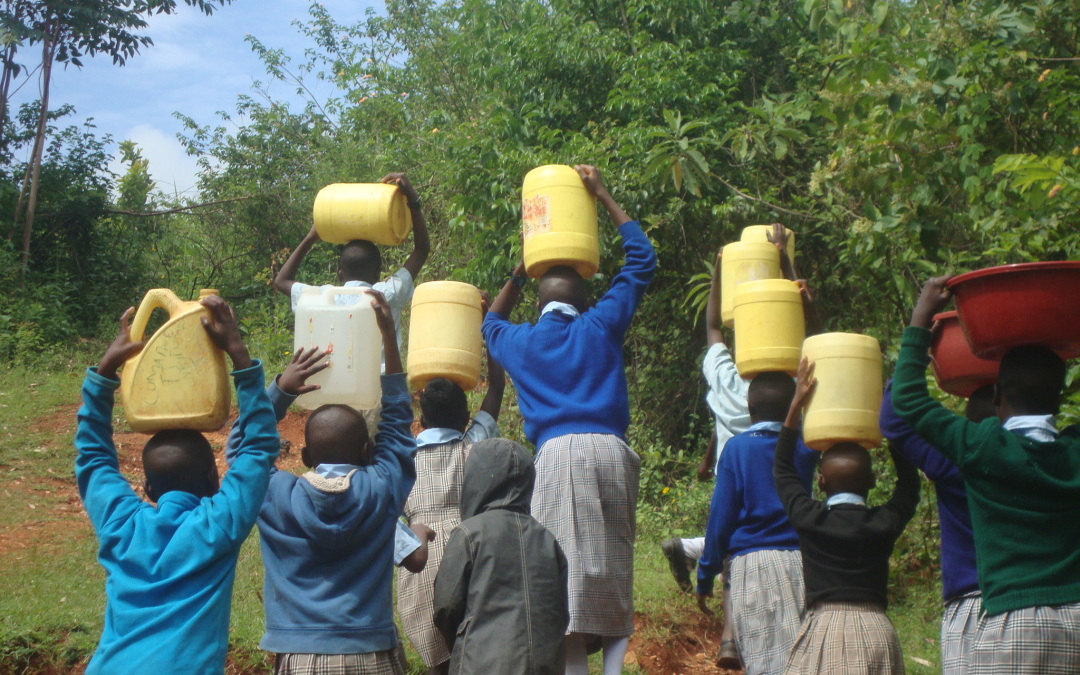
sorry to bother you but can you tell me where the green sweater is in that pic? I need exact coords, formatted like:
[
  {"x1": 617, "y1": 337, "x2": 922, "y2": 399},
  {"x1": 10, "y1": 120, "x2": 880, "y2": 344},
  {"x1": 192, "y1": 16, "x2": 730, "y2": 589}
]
[{"x1": 892, "y1": 326, "x2": 1080, "y2": 615}]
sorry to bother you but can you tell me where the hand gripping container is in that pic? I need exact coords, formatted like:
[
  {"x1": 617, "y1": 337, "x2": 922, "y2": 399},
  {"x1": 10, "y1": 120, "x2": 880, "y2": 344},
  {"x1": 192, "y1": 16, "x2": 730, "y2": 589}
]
[
  {"x1": 313, "y1": 183, "x2": 413, "y2": 245},
  {"x1": 733, "y1": 279, "x2": 805, "y2": 377},
  {"x1": 407, "y1": 281, "x2": 483, "y2": 390},
  {"x1": 740, "y1": 225, "x2": 796, "y2": 265},
  {"x1": 522, "y1": 165, "x2": 600, "y2": 279},
  {"x1": 801, "y1": 332, "x2": 884, "y2": 451},
  {"x1": 120, "y1": 289, "x2": 230, "y2": 433},
  {"x1": 720, "y1": 241, "x2": 781, "y2": 328},
  {"x1": 293, "y1": 286, "x2": 382, "y2": 410}
]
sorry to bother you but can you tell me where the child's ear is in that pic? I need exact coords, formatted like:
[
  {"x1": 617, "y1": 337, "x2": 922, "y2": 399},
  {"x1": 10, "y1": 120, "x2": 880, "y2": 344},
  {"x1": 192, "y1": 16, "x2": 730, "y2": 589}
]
[
  {"x1": 143, "y1": 479, "x2": 158, "y2": 504},
  {"x1": 300, "y1": 446, "x2": 313, "y2": 468},
  {"x1": 815, "y1": 472, "x2": 825, "y2": 494}
]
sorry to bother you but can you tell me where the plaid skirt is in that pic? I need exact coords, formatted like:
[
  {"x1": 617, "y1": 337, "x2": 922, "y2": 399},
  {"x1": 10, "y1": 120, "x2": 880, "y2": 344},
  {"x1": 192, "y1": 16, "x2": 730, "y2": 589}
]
[
  {"x1": 273, "y1": 649, "x2": 405, "y2": 675},
  {"x1": 969, "y1": 601, "x2": 1080, "y2": 674},
  {"x1": 784, "y1": 601, "x2": 903, "y2": 675},
  {"x1": 941, "y1": 592, "x2": 981, "y2": 675},
  {"x1": 532, "y1": 433, "x2": 640, "y2": 637},
  {"x1": 730, "y1": 549, "x2": 805, "y2": 675}
]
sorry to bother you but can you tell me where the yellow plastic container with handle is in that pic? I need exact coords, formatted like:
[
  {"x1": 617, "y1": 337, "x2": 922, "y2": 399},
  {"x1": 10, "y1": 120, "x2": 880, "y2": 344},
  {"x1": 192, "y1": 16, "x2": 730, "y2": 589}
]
[
  {"x1": 120, "y1": 288, "x2": 230, "y2": 433},
  {"x1": 720, "y1": 241, "x2": 781, "y2": 327},
  {"x1": 408, "y1": 281, "x2": 483, "y2": 390},
  {"x1": 313, "y1": 183, "x2": 413, "y2": 245},
  {"x1": 740, "y1": 225, "x2": 795, "y2": 265},
  {"x1": 522, "y1": 164, "x2": 599, "y2": 279},
  {"x1": 801, "y1": 332, "x2": 884, "y2": 451},
  {"x1": 733, "y1": 279, "x2": 805, "y2": 377}
]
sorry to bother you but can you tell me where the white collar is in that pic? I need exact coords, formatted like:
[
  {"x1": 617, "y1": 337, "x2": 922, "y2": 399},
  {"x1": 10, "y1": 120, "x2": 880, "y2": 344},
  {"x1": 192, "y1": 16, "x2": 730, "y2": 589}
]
[
  {"x1": 416, "y1": 427, "x2": 465, "y2": 448},
  {"x1": 826, "y1": 492, "x2": 867, "y2": 509},
  {"x1": 540, "y1": 301, "x2": 581, "y2": 319},
  {"x1": 1003, "y1": 415, "x2": 1059, "y2": 443},
  {"x1": 314, "y1": 463, "x2": 361, "y2": 478}
]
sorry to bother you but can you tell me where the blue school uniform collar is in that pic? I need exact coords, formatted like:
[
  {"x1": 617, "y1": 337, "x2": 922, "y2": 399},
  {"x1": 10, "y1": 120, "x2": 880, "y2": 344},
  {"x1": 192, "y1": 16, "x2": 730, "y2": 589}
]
[
  {"x1": 827, "y1": 492, "x2": 867, "y2": 509},
  {"x1": 416, "y1": 427, "x2": 465, "y2": 448},
  {"x1": 315, "y1": 463, "x2": 361, "y2": 478},
  {"x1": 540, "y1": 301, "x2": 581, "y2": 319}
]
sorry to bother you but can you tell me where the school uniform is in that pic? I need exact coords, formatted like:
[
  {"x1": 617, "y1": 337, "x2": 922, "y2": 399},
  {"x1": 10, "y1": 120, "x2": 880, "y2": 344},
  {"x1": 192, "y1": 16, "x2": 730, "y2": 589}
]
[
  {"x1": 892, "y1": 326, "x2": 1080, "y2": 674},
  {"x1": 75, "y1": 361, "x2": 279, "y2": 674},
  {"x1": 482, "y1": 220, "x2": 656, "y2": 637},
  {"x1": 774, "y1": 427, "x2": 920, "y2": 674}
]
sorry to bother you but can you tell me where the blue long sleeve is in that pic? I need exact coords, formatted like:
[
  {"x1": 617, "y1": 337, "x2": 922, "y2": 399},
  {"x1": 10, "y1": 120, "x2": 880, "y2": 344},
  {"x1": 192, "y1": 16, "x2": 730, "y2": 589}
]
[
  {"x1": 587, "y1": 221, "x2": 657, "y2": 340},
  {"x1": 880, "y1": 384, "x2": 956, "y2": 482},
  {"x1": 225, "y1": 376, "x2": 296, "y2": 471},
  {"x1": 697, "y1": 464, "x2": 739, "y2": 596},
  {"x1": 354, "y1": 373, "x2": 417, "y2": 518}
]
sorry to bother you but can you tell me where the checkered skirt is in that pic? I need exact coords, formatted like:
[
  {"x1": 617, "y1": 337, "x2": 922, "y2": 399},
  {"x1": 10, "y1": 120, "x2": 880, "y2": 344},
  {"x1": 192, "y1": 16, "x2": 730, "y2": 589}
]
[
  {"x1": 532, "y1": 433, "x2": 640, "y2": 637},
  {"x1": 396, "y1": 438, "x2": 472, "y2": 668},
  {"x1": 730, "y1": 549, "x2": 806, "y2": 675},
  {"x1": 784, "y1": 601, "x2": 903, "y2": 675},
  {"x1": 941, "y1": 592, "x2": 981, "y2": 675},
  {"x1": 969, "y1": 601, "x2": 1080, "y2": 674},
  {"x1": 273, "y1": 649, "x2": 405, "y2": 675}
]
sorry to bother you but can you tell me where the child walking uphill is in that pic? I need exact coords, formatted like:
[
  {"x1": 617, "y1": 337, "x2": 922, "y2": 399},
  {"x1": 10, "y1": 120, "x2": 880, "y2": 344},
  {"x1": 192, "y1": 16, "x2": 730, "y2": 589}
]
[
  {"x1": 482, "y1": 164, "x2": 656, "y2": 675},
  {"x1": 230, "y1": 290, "x2": 417, "y2": 675},
  {"x1": 432, "y1": 438, "x2": 569, "y2": 675},
  {"x1": 775, "y1": 357, "x2": 919, "y2": 675},
  {"x1": 892, "y1": 276, "x2": 1080, "y2": 674},
  {"x1": 696, "y1": 372, "x2": 818, "y2": 675},
  {"x1": 75, "y1": 297, "x2": 279, "y2": 674}
]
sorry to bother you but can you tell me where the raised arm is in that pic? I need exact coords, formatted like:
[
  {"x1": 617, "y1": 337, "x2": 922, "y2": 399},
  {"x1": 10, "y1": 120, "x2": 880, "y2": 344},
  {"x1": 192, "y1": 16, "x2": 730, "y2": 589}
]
[
  {"x1": 705, "y1": 249, "x2": 724, "y2": 347},
  {"x1": 382, "y1": 173, "x2": 430, "y2": 281},
  {"x1": 775, "y1": 357, "x2": 823, "y2": 528},
  {"x1": 576, "y1": 164, "x2": 631, "y2": 227},
  {"x1": 273, "y1": 226, "x2": 320, "y2": 298},
  {"x1": 489, "y1": 260, "x2": 527, "y2": 317},
  {"x1": 881, "y1": 447, "x2": 921, "y2": 532}
]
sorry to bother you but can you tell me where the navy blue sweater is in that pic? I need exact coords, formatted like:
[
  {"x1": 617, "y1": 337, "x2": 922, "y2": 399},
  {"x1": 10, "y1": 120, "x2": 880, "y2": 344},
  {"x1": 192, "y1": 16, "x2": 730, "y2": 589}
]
[{"x1": 482, "y1": 221, "x2": 657, "y2": 447}]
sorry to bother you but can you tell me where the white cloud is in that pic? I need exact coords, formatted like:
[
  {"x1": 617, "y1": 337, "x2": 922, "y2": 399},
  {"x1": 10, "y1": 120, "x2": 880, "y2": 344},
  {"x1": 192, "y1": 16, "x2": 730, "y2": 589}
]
[{"x1": 109, "y1": 123, "x2": 204, "y2": 198}]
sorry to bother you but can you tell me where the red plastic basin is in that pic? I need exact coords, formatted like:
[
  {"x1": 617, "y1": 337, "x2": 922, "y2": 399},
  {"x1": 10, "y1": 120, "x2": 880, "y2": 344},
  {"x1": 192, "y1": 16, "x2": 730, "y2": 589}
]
[
  {"x1": 947, "y1": 261, "x2": 1080, "y2": 360},
  {"x1": 930, "y1": 311, "x2": 999, "y2": 397}
]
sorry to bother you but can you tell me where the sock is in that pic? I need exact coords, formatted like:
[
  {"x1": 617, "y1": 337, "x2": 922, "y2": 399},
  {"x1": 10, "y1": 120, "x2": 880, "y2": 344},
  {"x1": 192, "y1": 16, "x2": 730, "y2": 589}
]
[{"x1": 602, "y1": 636, "x2": 629, "y2": 675}]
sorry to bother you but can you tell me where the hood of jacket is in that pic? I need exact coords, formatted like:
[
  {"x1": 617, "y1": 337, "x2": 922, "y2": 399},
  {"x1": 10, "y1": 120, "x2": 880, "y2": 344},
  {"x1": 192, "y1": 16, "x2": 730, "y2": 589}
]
[
  {"x1": 277, "y1": 469, "x2": 377, "y2": 550},
  {"x1": 460, "y1": 439, "x2": 534, "y2": 520}
]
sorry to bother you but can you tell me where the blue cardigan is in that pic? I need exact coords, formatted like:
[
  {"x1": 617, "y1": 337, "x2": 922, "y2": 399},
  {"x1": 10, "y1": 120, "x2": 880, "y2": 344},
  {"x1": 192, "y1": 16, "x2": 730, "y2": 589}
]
[
  {"x1": 226, "y1": 373, "x2": 416, "y2": 655},
  {"x1": 75, "y1": 362, "x2": 279, "y2": 675},
  {"x1": 696, "y1": 426, "x2": 816, "y2": 596},
  {"x1": 880, "y1": 385, "x2": 979, "y2": 602},
  {"x1": 482, "y1": 221, "x2": 657, "y2": 447}
]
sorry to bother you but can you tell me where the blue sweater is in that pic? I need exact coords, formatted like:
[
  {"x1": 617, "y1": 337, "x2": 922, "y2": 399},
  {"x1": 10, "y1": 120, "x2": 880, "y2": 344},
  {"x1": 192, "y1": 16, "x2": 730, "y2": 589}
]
[
  {"x1": 225, "y1": 373, "x2": 417, "y2": 654},
  {"x1": 482, "y1": 221, "x2": 657, "y2": 447},
  {"x1": 696, "y1": 426, "x2": 817, "y2": 596},
  {"x1": 880, "y1": 385, "x2": 979, "y2": 602},
  {"x1": 75, "y1": 362, "x2": 279, "y2": 675}
]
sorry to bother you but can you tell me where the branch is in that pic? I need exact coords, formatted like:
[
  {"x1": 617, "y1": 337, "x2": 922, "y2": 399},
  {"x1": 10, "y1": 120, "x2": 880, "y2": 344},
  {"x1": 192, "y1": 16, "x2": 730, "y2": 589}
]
[
  {"x1": 1031, "y1": 56, "x2": 1080, "y2": 61},
  {"x1": 105, "y1": 194, "x2": 261, "y2": 217},
  {"x1": 712, "y1": 173, "x2": 816, "y2": 220}
]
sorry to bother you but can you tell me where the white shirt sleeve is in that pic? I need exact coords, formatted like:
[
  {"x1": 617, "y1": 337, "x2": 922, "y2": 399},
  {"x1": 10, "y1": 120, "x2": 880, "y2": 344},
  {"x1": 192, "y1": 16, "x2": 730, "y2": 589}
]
[
  {"x1": 702, "y1": 343, "x2": 751, "y2": 458},
  {"x1": 464, "y1": 410, "x2": 500, "y2": 443},
  {"x1": 373, "y1": 268, "x2": 416, "y2": 350},
  {"x1": 289, "y1": 281, "x2": 314, "y2": 312},
  {"x1": 393, "y1": 519, "x2": 422, "y2": 566}
]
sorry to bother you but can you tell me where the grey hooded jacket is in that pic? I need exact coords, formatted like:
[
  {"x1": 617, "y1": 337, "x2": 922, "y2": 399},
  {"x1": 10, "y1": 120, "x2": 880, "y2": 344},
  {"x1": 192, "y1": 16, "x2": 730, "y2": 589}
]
[{"x1": 432, "y1": 439, "x2": 569, "y2": 675}]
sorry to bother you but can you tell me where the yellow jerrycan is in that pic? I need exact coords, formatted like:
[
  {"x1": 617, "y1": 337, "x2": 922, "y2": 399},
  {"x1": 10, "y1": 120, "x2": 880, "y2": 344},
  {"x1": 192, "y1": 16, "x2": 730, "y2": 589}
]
[
  {"x1": 740, "y1": 225, "x2": 795, "y2": 264},
  {"x1": 733, "y1": 279, "x2": 805, "y2": 377},
  {"x1": 720, "y1": 241, "x2": 781, "y2": 327},
  {"x1": 408, "y1": 281, "x2": 483, "y2": 390},
  {"x1": 313, "y1": 183, "x2": 413, "y2": 245},
  {"x1": 120, "y1": 289, "x2": 230, "y2": 433},
  {"x1": 522, "y1": 165, "x2": 600, "y2": 279},
  {"x1": 294, "y1": 286, "x2": 382, "y2": 411},
  {"x1": 801, "y1": 333, "x2": 884, "y2": 451}
]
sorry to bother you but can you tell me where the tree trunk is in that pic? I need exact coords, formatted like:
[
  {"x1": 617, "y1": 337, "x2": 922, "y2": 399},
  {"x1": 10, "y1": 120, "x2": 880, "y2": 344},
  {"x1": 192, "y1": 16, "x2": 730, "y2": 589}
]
[{"x1": 18, "y1": 20, "x2": 58, "y2": 278}]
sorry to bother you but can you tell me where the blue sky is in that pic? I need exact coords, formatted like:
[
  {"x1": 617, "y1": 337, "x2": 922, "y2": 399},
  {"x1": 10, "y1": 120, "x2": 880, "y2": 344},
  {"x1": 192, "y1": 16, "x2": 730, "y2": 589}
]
[{"x1": 11, "y1": 0, "x2": 382, "y2": 198}]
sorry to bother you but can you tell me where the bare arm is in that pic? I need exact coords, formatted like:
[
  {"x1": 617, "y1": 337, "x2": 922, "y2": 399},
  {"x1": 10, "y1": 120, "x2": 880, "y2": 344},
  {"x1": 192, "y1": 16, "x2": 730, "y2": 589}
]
[
  {"x1": 382, "y1": 173, "x2": 430, "y2": 281},
  {"x1": 273, "y1": 226, "x2": 320, "y2": 297},
  {"x1": 368, "y1": 290, "x2": 403, "y2": 375},
  {"x1": 576, "y1": 164, "x2": 631, "y2": 226},
  {"x1": 489, "y1": 260, "x2": 527, "y2": 317},
  {"x1": 705, "y1": 250, "x2": 724, "y2": 347}
]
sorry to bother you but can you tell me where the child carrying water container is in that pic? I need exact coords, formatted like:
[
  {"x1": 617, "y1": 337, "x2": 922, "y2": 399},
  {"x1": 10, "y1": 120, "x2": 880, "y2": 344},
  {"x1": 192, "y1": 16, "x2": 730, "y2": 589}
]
[{"x1": 75, "y1": 298, "x2": 279, "y2": 674}]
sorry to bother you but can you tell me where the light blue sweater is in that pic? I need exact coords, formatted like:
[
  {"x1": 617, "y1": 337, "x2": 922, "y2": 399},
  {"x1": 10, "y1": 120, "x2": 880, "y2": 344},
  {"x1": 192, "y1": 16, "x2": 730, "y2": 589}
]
[{"x1": 75, "y1": 362, "x2": 279, "y2": 675}]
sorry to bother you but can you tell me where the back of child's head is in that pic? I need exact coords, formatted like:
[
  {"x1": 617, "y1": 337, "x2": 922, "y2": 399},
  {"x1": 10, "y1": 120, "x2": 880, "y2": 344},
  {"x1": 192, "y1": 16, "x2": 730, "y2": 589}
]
[
  {"x1": 747, "y1": 371, "x2": 797, "y2": 423},
  {"x1": 419, "y1": 377, "x2": 470, "y2": 432},
  {"x1": 966, "y1": 383, "x2": 996, "y2": 422},
  {"x1": 303, "y1": 404, "x2": 372, "y2": 467},
  {"x1": 338, "y1": 239, "x2": 381, "y2": 284},
  {"x1": 997, "y1": 345, "x2": 1065, "y2": 416},
  {"x1": 537, "y1": 265, "x2": 589, "y2": 314},
  {"x1": 460, "y1": 438, "x2": 535, "y2": 520},
  {"x1": 142, "y1": 429, "x2": 218, "y2": 502},
  {"x1": 819, "y1": 442, "x2": 875, "y2": 498}
]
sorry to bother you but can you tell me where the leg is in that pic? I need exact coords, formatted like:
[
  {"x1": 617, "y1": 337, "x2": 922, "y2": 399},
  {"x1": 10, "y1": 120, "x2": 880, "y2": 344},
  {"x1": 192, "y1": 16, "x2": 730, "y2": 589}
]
[
  {"x1": 427, "y1": 662, "x2": 450, "y2": 675},
  {"x1": 565, "y1": 633, "x2": 589, "y2": 675},
  {"x1": 602, "y1": 636, "x2": 630, "y2": 675},
  {"x1": 717, "y1": 556, "x2": 742, "y2": 669}
]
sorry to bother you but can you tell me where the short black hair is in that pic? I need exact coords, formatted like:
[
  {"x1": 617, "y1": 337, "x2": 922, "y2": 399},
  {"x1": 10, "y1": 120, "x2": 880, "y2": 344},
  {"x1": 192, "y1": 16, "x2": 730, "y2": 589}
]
[
  {"x1": 143, "y1": 429, "x2": 217, "y2": 500},
  {"x1": 305, "y1": 404, "x2": 372, "y2": 466},
  {"x1": 420, "y1": 378, "x2": 470, "y2": 432},
  {"x1": 820, "y1": 442, "x2": 874, "y2": 497},
  {"x1": 998, "y1": 345, "x2": 1066, "y2": 416},
  {"x1": 966, "y1": 384, "x2": 996, "y2": 422},
  {"x1": 747, "y1": 371, "x2": 796, "y2": 423},
  {"x1": 338, "y1": 239, "x2": 381, "y2": 283}
]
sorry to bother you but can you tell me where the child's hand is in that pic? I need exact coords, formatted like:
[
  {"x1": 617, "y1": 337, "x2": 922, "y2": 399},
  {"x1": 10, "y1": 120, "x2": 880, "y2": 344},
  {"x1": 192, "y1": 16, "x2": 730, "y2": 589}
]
[
  {"x1": 696, "y1": 592, "x2": 713, "y2": 616},
  {"x1": 911, "y1": 276, "x2": 953, "y2": 329},
  {"x1": 766, "y1": 223, "x2": 789, "y2": 252},
  {"x1": 574, "y1": 164, "x2": 607, "y2": 197},
  {"x1": 97, "y1": 307, "x2": 146, "y2": 380},
  {"x1": 793, "y1": 356, "x2": 817, "y2": 410},
  {"x1": 479, "y1": 290, "x2": 492, "y2": 315},
  {"x1": 381, "y1": 172, "x2": 419, "y2": 203},
  {"x1": 278, "y1": 347, "x2": 330, "y2": 396},
  {"x1": 367, "y1": 289, "x2": 395, "y2": 336},
  {"x1": 200, "y1": 296, "x2": 252, "y2": 370}
]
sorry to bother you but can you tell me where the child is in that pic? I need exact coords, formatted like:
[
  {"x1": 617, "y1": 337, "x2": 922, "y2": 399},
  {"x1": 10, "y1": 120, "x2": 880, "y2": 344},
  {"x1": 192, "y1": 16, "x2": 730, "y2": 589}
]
[
  {"x1": 398, "y1": 343, "x2": 506, "y2": 675},
  {"x1": 775, "y1": 357, "x2": 919, "y2": 674},
  {"x1": 891, "y1": 276, "x2": 1080, "y2": 674},
  {"x1": 231, "y1": 290, "x2": 417, "y2": 674},
  {"x1": 696, "y1": 372, "x2": 818, "y2": 675},
  {"x1": 75, "y1": 297, "x2": 279, "y2": 674},
  {"x1": 482, "y1": 164, "x2": 656, "y2": 675},
  {"x1": 273, "y1": 172, "x2": 431, "y2": 356},
  {"x1": 879, "y1": 381, "x2": 993, "y2": 674},
  {"x1": 432, "y1": 438, "x2": 569, "y2": 675}
]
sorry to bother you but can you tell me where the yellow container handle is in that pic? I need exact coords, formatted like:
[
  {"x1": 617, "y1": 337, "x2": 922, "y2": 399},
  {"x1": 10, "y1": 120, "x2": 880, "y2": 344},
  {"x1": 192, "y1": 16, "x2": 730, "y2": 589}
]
[{"x1": 129, "y1": 288, "x2": 185, "y2": 343}]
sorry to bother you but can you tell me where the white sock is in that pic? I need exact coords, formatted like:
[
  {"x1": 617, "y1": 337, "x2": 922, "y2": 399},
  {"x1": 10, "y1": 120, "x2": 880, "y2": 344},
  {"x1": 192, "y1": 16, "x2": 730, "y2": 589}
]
[
  {"x1": 681, "y1": 536, "x2": 705, "y2": 561},
  {"x1": 602, "y1": 636, "x2": 629, "y2": 675},
  {"x1": 565, "y1": 633, "x2": 589, "y2": 675}
]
